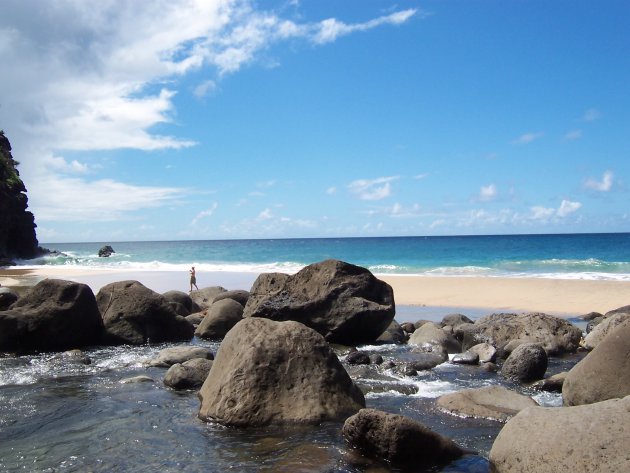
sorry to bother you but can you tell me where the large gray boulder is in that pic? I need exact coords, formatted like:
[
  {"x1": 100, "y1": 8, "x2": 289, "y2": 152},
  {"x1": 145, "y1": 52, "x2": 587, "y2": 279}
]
[
  {"x1": 242, "y1": 259, "x2": 395, "y2": 346},
  {"x1": 461, "y1": 312, "x2": 582, "y2": 356},
  {"x1": 342, "y1": 408, "x2": 465, "y2": 468},
  {"x1": 563, "y1": 318, "x2": 630, "y2": 406},
  {"x1": 194, "y1": 298, "x2": 243, "y2": 340},
  {"x1": 0, "y1": 279, "x2": 103, "y2": 352},
  {"x1": 582, "y1": 312, "x2": 630, "y2": 350},
  {"x1": 408, "y1": 322, "x2": 461, "y2": 353},
  {"x1": 500, "y1": 343, "x2": 547, "y2": 383},
  {"x1": 96, "y1": 280, "x2": 194, "y2": 345},
  {"x1": 437, "y1": 386, "x2": 538, "y2": 422},
  {"x1": 149, "y1": 345, "x2": 213, "y2": 367},
  {"x1": 162, "y1": 290, "x2": 194, "y2": 315},
  {"x1": 198, "y1": 317, "x2": 365, "y2": 426},
  {"x1": 489, "y1": 396, "x2": 630, "y2": 473},
  {"x1": 212, "y1": 289, "x2": 250, "y2": 307}
]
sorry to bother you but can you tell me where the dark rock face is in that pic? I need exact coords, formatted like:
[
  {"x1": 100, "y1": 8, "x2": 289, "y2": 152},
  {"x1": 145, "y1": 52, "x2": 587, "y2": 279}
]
[
  {"x1": 461, "y1": 312, "x2": 582, "y2": 356},
  {"x1": 242, "y1": 260, "x2": 395, "y2": 346},
  {"x1": 489, "y1": 396, "x2": 630, "y2": 473},
  {"x1": 164, "y1": 358, "x2": 213, "y2": 390},
  {"x1": 346, "y1": 351, "x2": 371, "y2": 365},
  {"x1": 163, "y1": 290, "x2": 194, "y2": 313},
  {"x1": 0, "y1": 131, "x2": 41, "y2": 263},
  {"x1": 563, "y1": 318, "x2": 630, "y2": 406},
  {"x1": 0, "y1": 286, "x2": 19, "y2": 310},
  {"x1": 437, "y1": 386, "x2": 538, "y2": 422},
  {"x1": 375, "y1": 320, "x2": 407, "y2": 344},
  {"x1": 501, "y1": 343, "x2": 547, "y2": 383},
  {"x1": 194, "y1": 298, "x2": 243, "y2": 340},
  {"x1": 96, "y1": 280, "x2": 194, "y2": 345},
  {"x1": 198, "y1": 317, "x2": 365, "y2": 426},
  {"x1": 0, "y1": 279, "x2": 103, "y2": 352},
  {"x1": 342, "y1": 408, "x2": 464, "y2": 468},
  {"x1": 98, "y1": 245, "x2": 115, "y2": 257}
]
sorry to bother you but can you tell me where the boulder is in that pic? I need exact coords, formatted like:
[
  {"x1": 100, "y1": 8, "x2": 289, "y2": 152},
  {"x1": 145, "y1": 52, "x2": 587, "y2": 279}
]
[
  {"x1": 198, "y1": 317, "x2": 365, "y2": 426},
  {"x1": 212, "y1": 289, "x2": 250, "y2": 307},
  {"x1": 408, "y1": 322, "x2": 461, "y2": 353},
  {"x1": 468, "y1": 342, "x2": 497, "y2": 363},
  {"x1": 582, "y1": 312, "x2": 630, "y2": 350},
  {"x1": 400, "y1": 322, "x2": 416, "y2": 334},
  {"x1": 194, "y1": 298, "x2": 243, "y2": 340},
  {"x1": 342, "y1": 408, "x2": 465, "y2": 468},
  {"x1": 440, "y1": 313, "x2": 474, "y2": 328},
  {"x1": 489, "y1": 396, "x2": 630, "y2": 473},
  {"x1": 408, "y1": 344, "x2": 448, "y2": 371},
  {"x1": 563, "y1": 318, "x2": 630, "y2": 406},
  {"x1": 242, "y1": 260, "x2": 395, "y2": 346},
  {"x1": 164, "y1": 358, "x2": 213, "y2": 390},
  {"x1": 500, "y1": 343, "x2": 547, "y2": 383},
  {"x1": 437, "y1": 386, "x2": 538, "y2": 422},
  {"x1": 162, "y1": 290, "x2": 194, "y2": 314},
  {"x1": 0, "y1": 279, "x2": 103, "y2": 352},
  {"x1": 0, "y1": 286, "x2": 18, "y2": 310},
  {"x1": 451, "y1": 351, "x2": 479, "y2": 365},
  {"x1": 185, "y1": 312, "x2": 206, "y2": 326},
  {"x1": 346, "y1": 351, "x2": 371, "y2": 365},
  {"x1": 149, "y1": 345, "x2": 213, "y2": 367},
  {"x1": 461, "y1": 312, "x2": 582, "y2": 356},
  {"x1": 96, "y1": 280, "x2": 194, "y2": 345},
  {"x1": 375, "y1": 320, "x2": 407, "y2": 344},
  {"x1": 532, "y1": 371, "x2": 568, "y2": 393},
  {"x1": 98, "y1": 245, "x2": 115, "y2": 257},
  {"x1": 189, "y1": 286, "x2": 228, "y2": 311}
]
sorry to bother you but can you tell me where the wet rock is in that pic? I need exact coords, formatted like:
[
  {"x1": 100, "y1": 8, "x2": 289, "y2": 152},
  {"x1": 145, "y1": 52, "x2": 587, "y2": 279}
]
[
  {"x1": 563, "y1": 318, "x2": 630, "y2": 406},
  {"x1": 242, "y1": 259, "x2": 395, "y2": 346},
  {"x1": 489, "y1": 396, "x2": 630, "y2": 473},
  {"x1": 164, "y1": 358, "x2": 213, "y2": 390},
  {"x1": 58, "y1": 349, "x2": 92, "y2": 365},
  {"x1": 532, "y1": 371, "x2": 568, "y2": 393},
  {"x1": 0, "y1": 286, "x2": 18, "y2": 310},
  {"x1": 408, "y1": 322, "x2": 461, "y2": 353},
  {"x1": 346, "y1": 351, "x2": 371, "y2": 365},
  {"x1": 370, "y1": 354, "x2": 384, "y2": 365},
  {"x1": 120, "y1": 375, "x2": 154, "y2": 384},
  {"x1": 437, "y1": 386, "x2": 538, "y2": 422},
  {"x1": 198, "y1": 318, "x2": 365, "y2": 426},
  {"x1": 461, "y1": 312, "x2": 582, "y2": 356},
  {"x1": 500, "y1": 343, "x2": 547, "y2": 383},
  {"x1": 98, "y1": 245, "x2": 115, "y2": 257},
  {"x1": 451, "y1": 351, "x2": 479, "y2": 365},
  {"x1": 97, "y1": 280, "x2": 194, "y2": 345},
  {"x1": 468, "y1": 342, "x2": 497, "y2": 363},
  {"x1": 0, "y1": 279, "x2": 103, "y2": 352},
  {"x1": 149, "y1": 346, "x2": 213, "y2": 367},
  {"x1": 400, "y1": 322, "x2": 415, "y2": 333},
  {"x1": 194, "y1": 298, "x2": 243, "y2": 340},
  {"x1": 376, "y1": 320, "x2": 407, "y2": 344},
  {"x1": 342, "y1": 408, "x2": 465, "y2": 468}
]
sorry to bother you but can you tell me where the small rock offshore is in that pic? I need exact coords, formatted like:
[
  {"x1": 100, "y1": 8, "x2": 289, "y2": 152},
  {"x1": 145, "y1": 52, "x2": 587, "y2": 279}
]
[{"x1": 0, "y1": 259, "x2": 629, "y2": 472}]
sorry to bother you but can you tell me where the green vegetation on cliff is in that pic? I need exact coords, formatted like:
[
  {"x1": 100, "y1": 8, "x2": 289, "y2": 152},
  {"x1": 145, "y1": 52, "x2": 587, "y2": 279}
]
[{"x1": 0, "y1": 130, "x2": 40, "y2": 264}]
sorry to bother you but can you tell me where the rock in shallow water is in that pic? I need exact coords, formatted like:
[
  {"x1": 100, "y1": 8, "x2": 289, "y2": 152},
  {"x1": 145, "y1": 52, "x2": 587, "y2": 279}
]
[
  {"x1": 437, "y1": 386, "x2": 538, "y2": 422},
  {"x1": 198, "y1": 317, "x2": 365, "y2": 426}
]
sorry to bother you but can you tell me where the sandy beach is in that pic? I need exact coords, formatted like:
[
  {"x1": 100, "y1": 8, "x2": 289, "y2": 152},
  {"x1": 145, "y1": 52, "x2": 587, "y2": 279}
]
[{"x1": 2, "y1": 266, "x2": 628, "y2": 317}]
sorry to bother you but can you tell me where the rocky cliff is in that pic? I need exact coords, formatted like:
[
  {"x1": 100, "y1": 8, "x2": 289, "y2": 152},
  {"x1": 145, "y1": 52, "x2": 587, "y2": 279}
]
[{"x1": 0, "y1": 130, "x2": 41, "y2": 265}]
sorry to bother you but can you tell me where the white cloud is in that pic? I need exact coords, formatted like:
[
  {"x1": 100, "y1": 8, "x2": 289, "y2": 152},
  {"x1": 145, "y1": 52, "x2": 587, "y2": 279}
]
[
  {"x1": 413, "y1": 173, "x2": 428, "y2": 180},
  {"x1": 583, "y1": 108, "x2": 602, "y2": 122},
  {"x1": 0, "y1": 1, "x2": 415, "y2": 225},
  {"x1": 564, "y1": 129, "x2": 582, "y2": 141},
  {"x1": 511, "y1": 132, "x2": 543, "y2": 145},
  {"x1": 478, "y1": 184, "x2": 497, "y2": 202},
  {"x1": 191, "y1": 203, "x2": 219, "y2": 225},
  {"x1": 530, "y1": 200, "x2": 582, "y2": 221},
  {"x1": 584, "y1": 170, "x2": 614, "y2": 192},
  {"x1": 258, "y1": 208, "x2": 273, "y2": 220},
  {"x1": 348, "y1": 176, "x2": 398, "y2": 201},
  {"x1": 326, "y1": 187, "x2": 337, "y2": 195}
]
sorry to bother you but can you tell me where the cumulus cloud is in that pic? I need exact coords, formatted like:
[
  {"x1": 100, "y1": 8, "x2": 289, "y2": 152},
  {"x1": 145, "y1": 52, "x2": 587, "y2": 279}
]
[
  {"x1": 530, "y1": 200, "x2": 582, "y2": 221},
  {"x1": 511, "y1": 132, "x2": 543, "y2": 145},
  {"x1": 348, "y1": 176, "x2": 398, "y2": 201},
  {"x1": 584, "y1": 170, "x2": 614, "y2": 192},
  {"x1": 0, "y1": 1, "x2": 415, "y2": 226},
  {"x1": 478, "y1": 184, "x2": 497, "y2": 202}
]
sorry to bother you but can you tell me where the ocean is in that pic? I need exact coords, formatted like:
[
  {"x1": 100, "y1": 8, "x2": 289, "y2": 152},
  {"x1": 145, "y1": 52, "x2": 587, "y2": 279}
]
[{"x1": 25, "y1": 232, "x2": 630, "y2": 281}]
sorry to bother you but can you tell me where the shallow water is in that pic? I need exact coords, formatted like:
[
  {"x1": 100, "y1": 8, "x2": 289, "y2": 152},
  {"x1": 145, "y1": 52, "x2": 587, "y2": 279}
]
[{"x1": 0, "y1": 329, "x2": 585, "y2": 473}]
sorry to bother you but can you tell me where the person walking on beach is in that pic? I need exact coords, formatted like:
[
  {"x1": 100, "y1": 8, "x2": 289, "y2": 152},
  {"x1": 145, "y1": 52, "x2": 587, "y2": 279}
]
[{"x1": 189, "y1": 266, "x2": 199, "y2": 292}]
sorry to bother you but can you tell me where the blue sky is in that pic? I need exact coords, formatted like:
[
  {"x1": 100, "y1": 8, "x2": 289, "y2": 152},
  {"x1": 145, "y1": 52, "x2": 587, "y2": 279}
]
[{"x1": 1, "y1": 1, "x2": 628, "y2": 243}]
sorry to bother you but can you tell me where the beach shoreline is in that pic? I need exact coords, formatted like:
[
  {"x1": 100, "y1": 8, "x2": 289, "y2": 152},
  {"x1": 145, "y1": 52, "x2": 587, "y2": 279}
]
[{"x1": 2, "y1": 266, "x2": 628, "y2": 318}]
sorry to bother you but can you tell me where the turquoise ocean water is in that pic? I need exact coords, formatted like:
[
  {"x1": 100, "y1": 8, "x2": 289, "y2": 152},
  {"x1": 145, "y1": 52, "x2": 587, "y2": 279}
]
[{"x1": 25, "y1": 232, "x2": 630, "y2": 280}]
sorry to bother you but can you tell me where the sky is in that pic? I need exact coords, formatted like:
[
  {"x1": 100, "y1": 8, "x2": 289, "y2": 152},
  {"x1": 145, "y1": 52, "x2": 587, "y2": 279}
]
[{"x1": 1, "y1": 0, "x2": 629, "y2": 243}]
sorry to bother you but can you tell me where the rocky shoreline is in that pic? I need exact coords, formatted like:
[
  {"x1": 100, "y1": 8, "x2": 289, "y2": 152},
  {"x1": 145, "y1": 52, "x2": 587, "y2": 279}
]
[{"x1": 1, "y1": 259, "x2": 629, "y2": 471}]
